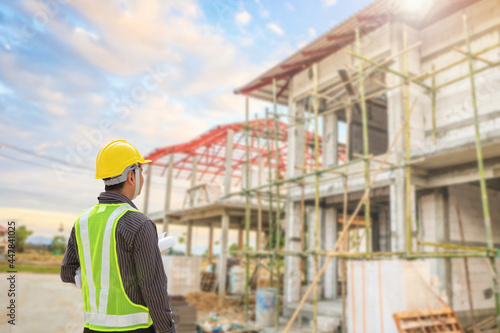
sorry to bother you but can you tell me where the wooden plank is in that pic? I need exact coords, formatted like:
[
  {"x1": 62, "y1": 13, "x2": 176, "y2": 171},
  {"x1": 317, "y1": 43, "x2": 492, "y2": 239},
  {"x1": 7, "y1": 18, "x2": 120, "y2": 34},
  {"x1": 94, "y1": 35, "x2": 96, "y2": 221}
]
[{"x1": 393, "y1": 307, "x2": 464, "y2": 333}]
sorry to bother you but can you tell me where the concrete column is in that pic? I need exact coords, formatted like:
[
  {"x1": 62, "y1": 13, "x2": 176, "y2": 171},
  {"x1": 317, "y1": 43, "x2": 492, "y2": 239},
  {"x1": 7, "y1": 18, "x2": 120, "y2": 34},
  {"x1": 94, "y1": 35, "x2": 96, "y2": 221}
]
[
  {"x1": 163, "y1": 154, "x2": 174, "y2": 234},
  {"x1": 208, "y1": 223, "x2": 214, "y2": 263},
  {"x1": 284, "y1": 202, "x2": 303, "y2": 303},
  {"x1": 284, "y1": 85, "x2": 306, "y2": 305},
  {"x1": 323, "y1": 207, "x2": 338, "y2": 300},
  {"x1": 307, "y1": 206, "x2": 316, "y2": 285},
  {"x1": 143, "y1": 163, "x2": 152, "y2": 214},
  {"x1": 378, "y1": 207, "x2": 390, "y2": 252},
  {"x1": 322, "y1": 112, "x2": 338, "y2": 167},
  {"x1": 435, "y1": 188, "x2": 452, "y2": 305},
  {"x1": 390, "y1": 178, "x2": 405, "y2": 252},
  {"x1": 224, "y1": 130, "x2": 234, "y2": 196},
  {"x1": 218, "y1": 211, "x2": 229, "y2": 298},
  {"x1": 186, "y1": 222, "x2": 193, "y2": 256}
]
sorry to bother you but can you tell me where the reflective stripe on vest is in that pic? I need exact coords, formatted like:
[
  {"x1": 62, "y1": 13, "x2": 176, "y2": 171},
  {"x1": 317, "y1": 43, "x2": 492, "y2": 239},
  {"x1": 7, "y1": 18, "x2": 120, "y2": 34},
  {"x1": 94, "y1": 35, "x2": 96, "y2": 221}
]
[
  {"x1": 76, "y1": 204, "x2": 151, "y2": 330},
  {"x1": 84, "y1": 312, "x2": 150, "y2": 328}
]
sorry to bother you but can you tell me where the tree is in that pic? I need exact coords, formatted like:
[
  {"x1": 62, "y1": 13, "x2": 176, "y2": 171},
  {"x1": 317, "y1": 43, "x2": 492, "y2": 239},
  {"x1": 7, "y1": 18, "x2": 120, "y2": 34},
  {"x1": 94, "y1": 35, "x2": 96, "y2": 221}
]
[
  {"x1": 15, "y1": 226, "x2": 33, "y2": 253},
  {"x1": 228, "y1": 243, "x2": 239, "y2": 257},
  {"x1": 50, "y1": 236, "x2": 67, "y2": 253}
]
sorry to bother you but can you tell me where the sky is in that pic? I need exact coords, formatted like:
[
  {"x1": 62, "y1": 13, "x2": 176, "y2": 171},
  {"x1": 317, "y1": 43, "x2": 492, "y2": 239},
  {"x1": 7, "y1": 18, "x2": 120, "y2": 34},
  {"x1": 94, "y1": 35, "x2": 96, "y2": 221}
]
[{"x1": 0, "y1": 0, "x2": 372, "y2": 253}]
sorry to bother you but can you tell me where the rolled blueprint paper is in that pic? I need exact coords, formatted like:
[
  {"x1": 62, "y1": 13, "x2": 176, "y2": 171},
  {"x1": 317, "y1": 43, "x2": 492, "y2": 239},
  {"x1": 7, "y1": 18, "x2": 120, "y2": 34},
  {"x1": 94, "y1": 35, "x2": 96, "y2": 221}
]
[
  {"x1": 75, "y1": 267, "x2": 82, "y2": 289},
  {"x1": 158, "y1": 236, "x2": 176, "y2": 252}
]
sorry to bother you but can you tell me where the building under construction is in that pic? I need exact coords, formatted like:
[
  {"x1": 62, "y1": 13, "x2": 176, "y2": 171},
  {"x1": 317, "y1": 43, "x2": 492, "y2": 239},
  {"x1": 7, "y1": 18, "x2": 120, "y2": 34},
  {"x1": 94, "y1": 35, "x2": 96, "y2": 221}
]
[{"x1": 144, "y1": 0, "x2": 500, "y2": 332}]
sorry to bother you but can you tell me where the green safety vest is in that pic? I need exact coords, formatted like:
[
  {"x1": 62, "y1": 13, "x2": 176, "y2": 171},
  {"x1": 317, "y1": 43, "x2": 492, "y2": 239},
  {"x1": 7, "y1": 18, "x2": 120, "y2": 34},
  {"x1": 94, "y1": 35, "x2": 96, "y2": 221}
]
[{"x1": 75, "y1": 203, "x2": 153, "y2": 331}]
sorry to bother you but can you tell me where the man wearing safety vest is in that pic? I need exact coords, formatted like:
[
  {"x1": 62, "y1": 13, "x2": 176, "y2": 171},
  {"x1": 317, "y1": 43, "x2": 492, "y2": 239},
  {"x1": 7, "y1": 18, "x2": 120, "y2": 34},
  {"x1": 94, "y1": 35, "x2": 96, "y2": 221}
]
[{"x1": 61, "y1": 140, "x2": 176, "y2": 333}]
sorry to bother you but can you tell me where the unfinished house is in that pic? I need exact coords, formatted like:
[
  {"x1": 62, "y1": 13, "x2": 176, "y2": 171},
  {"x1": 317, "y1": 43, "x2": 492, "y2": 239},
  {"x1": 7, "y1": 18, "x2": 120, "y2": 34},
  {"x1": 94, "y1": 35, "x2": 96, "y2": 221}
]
[{"x1": 235, "y1": 0, "x2": 500, "y2": 331}]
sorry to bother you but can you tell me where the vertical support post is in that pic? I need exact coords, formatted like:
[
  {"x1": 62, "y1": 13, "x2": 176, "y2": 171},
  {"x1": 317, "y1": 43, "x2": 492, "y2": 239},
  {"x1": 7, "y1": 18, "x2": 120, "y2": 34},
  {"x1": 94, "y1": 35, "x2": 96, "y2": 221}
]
[
  {"x1": 238, "y1": 223, "x2": 244, "y2": 251},
  {"x1": 265, "y1": 108, "x2": 275, "y2": 287},
  {"x1": 218, "y1": 211, "x2": 229, "y2": 298},
  {"x1": 143, "y1": 163, "x2": 152, "y2": 214},
  {"x1": 341, "y1": 106, "x2": 352, "y2": 333},
  {"x1": 163, "y1": 154, "x2": 174, "y2": 234},
  {"x1": 356, "y1": 28, "x2": 371, "y2": 254},
  {"x1": 403, "y1": 30, "x2": 412, "y2": 255},
  {"x1": 186, "y1": 222, "x2": 193, "y2": 257},
  {"x1": 312, "y1": 64, "x2": 320, "y2": 333},
  {"x1": 463, "y1": 14, "x2": 500, "y2": 327},
  {"x1": 324, "y1": 207, "x2": 338, "y2": 299},
  {"x1": 191, "y1": 155, "x2": 198, "y2": 188},
  {"x1": 273, "y1": 78, "x2": 282, "y2": 330},
  {"x1": 244, "y1": 96, "x2": 251, "y2": 322},
  {"x1": 456, "y1": 205, "x2": 476, "y2": 329},
  {"x1": 257, "y1": 153, "x2": 263, "y2": 251},
  {"x1": 224, "y1": 130, "x2": 234, "y2": 196},
  {"x1": 431, "y1": 64, "x2": 437, "y2": 145},
  {"x1": 208, "y1": 222, "x2": 214, "y2": 264}
]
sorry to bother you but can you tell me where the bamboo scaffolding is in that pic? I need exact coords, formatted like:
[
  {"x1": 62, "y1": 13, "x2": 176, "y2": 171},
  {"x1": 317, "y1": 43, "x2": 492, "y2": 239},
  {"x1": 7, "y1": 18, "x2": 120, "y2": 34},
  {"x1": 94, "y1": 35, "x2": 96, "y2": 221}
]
[
  {"x1": 283, "y1": 97, "x2": 418, "y2": 333},
  {"x1": 244, "y1": 97, "x2": 250, "y2": 322},
  {"x1": 356, "y1": 29, "x2": 372, "y2": 255},
  {"x1": 456, "y1": 205, "x2": 476, "y2": 331},
  {"x1": 463, "y1": 14, "x2": 500, "y2": 327},
  {"x1": 273, "y1": 78, "x2": 282, "y2": 331},
  {"x1": 265, "y1": 108, "x2": 275, "y2": 288},
  {"x1": 404, "y1": 30, "x2": 412, "y2": 256},
  {"x1": 341, "y1": 105, "x2": 351, "y2": 333},
  {"x1": 310, "y1": 63, "x2": 322, "y2": 333},
  {"x1": 227, "y1": 19, "x2": 500, "y2": 332}
]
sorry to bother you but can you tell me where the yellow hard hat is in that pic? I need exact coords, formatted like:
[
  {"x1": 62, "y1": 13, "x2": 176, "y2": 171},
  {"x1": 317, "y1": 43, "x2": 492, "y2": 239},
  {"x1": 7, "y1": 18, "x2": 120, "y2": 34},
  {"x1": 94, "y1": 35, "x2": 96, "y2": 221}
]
[{"x1": 95, "y1": 140, "x2": 151, "y2": 180}]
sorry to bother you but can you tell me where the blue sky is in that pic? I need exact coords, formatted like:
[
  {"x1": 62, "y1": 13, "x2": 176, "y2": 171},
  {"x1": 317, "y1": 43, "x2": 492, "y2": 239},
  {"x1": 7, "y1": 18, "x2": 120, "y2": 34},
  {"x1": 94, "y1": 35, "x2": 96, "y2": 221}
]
[{"x1": 0, "y1": 0, "x2": 372, "y2": 252}]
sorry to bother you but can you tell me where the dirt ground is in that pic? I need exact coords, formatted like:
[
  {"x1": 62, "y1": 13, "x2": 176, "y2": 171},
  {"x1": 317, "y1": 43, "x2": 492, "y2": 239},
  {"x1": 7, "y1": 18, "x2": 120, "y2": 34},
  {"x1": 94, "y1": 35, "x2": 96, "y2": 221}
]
[
  {"x1": 0, "y1": 272, "x2": 83, "y2": 333},
  {"x1": 0, "y1": 272, "x2": 311, "y2": 333}
]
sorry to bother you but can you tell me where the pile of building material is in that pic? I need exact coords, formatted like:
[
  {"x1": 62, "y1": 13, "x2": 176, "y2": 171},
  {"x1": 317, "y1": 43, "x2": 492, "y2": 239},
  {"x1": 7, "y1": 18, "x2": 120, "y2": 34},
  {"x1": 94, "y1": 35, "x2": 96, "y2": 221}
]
[
  {"x1": 393, "y1": 307, "x2": 463, "y2": 332},
  {"x1": 170, "y1": 295, "x2": 197, "y2": 333},
  {"x1": 185, "y1": 292, "x2": 259, "y2": 332}
]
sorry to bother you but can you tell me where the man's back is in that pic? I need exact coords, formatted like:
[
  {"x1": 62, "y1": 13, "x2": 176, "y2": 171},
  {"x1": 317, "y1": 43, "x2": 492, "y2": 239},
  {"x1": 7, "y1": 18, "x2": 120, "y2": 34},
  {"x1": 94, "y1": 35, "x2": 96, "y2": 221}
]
[{"x1": 61, "y1": 192, "x2": 176, "y2": 333}]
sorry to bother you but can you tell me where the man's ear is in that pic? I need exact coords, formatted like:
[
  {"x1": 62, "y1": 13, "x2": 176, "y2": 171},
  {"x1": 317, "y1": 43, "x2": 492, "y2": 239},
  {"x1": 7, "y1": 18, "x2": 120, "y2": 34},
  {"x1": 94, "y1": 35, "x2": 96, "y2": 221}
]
[{"x1": 128, "y1": 170, "x2": 135, "y2": 185}]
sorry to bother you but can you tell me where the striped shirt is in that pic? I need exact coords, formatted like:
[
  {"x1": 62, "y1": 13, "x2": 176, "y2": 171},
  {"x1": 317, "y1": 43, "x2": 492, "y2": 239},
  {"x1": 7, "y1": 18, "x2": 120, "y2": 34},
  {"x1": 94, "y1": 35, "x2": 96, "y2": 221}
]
[{"x1": 61, "y1": 192, "x2": 176, "y2": 333}]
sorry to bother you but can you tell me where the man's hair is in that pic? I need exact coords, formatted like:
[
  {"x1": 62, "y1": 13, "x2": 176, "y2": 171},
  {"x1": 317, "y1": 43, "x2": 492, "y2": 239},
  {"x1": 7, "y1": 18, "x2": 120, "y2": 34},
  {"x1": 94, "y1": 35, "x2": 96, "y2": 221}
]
[{"x1": 105, "y1": 181, "x2": 126, "y2": 192}]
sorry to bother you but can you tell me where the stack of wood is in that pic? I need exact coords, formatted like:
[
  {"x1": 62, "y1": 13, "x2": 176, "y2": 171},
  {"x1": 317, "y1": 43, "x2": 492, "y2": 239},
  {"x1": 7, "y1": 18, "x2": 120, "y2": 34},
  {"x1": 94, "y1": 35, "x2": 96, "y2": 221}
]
[
  {"x1": 200, "y1": 272, "x2": 216, "y2": 292},
  {"x1": 170, "y1": 295, "x2": 197, "y2": 333},
  {"x1": 393, "y1": 307, "x2": 463, "y2": 332}
]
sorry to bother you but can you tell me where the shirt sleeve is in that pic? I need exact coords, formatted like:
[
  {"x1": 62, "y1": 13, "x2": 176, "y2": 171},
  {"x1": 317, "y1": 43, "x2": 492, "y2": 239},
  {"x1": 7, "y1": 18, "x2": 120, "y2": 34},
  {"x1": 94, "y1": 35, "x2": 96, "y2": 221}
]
[
  {"x1": 133, "y1": 219, "x2": 176, "y2": 333},
  {"x1": 61, "y1": 225, "x2": 79, "y2": 284}
]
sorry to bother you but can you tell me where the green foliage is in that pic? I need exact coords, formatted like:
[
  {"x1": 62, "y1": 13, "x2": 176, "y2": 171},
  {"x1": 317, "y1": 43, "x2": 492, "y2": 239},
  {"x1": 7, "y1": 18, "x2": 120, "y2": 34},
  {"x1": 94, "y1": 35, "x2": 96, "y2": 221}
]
[
  {"x1": 15, "y1": 226, "x2": 33, "y2": 253},
  {"x1": 50, "y1": 236, "x2": 67, "y2": 253},
  {"x1": 228, "y1": 243, "x2": 239, "y2": 257}
]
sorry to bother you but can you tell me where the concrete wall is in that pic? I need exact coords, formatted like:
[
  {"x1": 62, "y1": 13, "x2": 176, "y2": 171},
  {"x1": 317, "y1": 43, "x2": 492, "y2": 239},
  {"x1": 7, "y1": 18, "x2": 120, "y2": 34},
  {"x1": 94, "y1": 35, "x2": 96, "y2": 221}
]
[
  {"x1": 448, "y1": 183, "x2": 500, "y2": 312},
  {"x1": 419, "y1": 183, "x2": 500, "y2": 312},
  {"x1": 419, "y1": 0, "x2": 500, "y2": 151}
]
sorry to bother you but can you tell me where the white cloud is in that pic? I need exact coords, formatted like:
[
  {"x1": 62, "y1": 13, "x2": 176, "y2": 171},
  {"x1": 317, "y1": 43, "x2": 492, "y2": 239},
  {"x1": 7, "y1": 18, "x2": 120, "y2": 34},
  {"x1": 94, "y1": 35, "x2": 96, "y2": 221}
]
[
  {"x1": 308, "y1": 27, "x2": 317, "y2": 39},
  {"x1": 321, "y1": 0, "x2": 338, "y2": 6},
  {"x1": 297, "y1": 40, "x2": 308, "y2": 49},
  {"x1": 260, "y1": 9, "x2": 270, "y2": 18},
  {"x1": 267, "y1": 23, "x2": 285, "y2": 36},
  {"x1": 235, "y1": 10, "x2": 252, "y2": 26}
]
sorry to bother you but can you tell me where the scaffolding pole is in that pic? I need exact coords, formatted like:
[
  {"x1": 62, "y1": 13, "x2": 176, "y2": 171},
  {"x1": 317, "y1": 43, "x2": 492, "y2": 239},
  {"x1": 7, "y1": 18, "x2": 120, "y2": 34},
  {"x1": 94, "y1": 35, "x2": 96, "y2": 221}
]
[
  {"x1": 463, "y1": 14, "x2": 500, "y2": 328},
  {"x1": 273, "y1": 78, "x2": 282, "y2": 331},
  {"x1": 244, "y1": 97, "x2": 251, "y2": 322}
]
